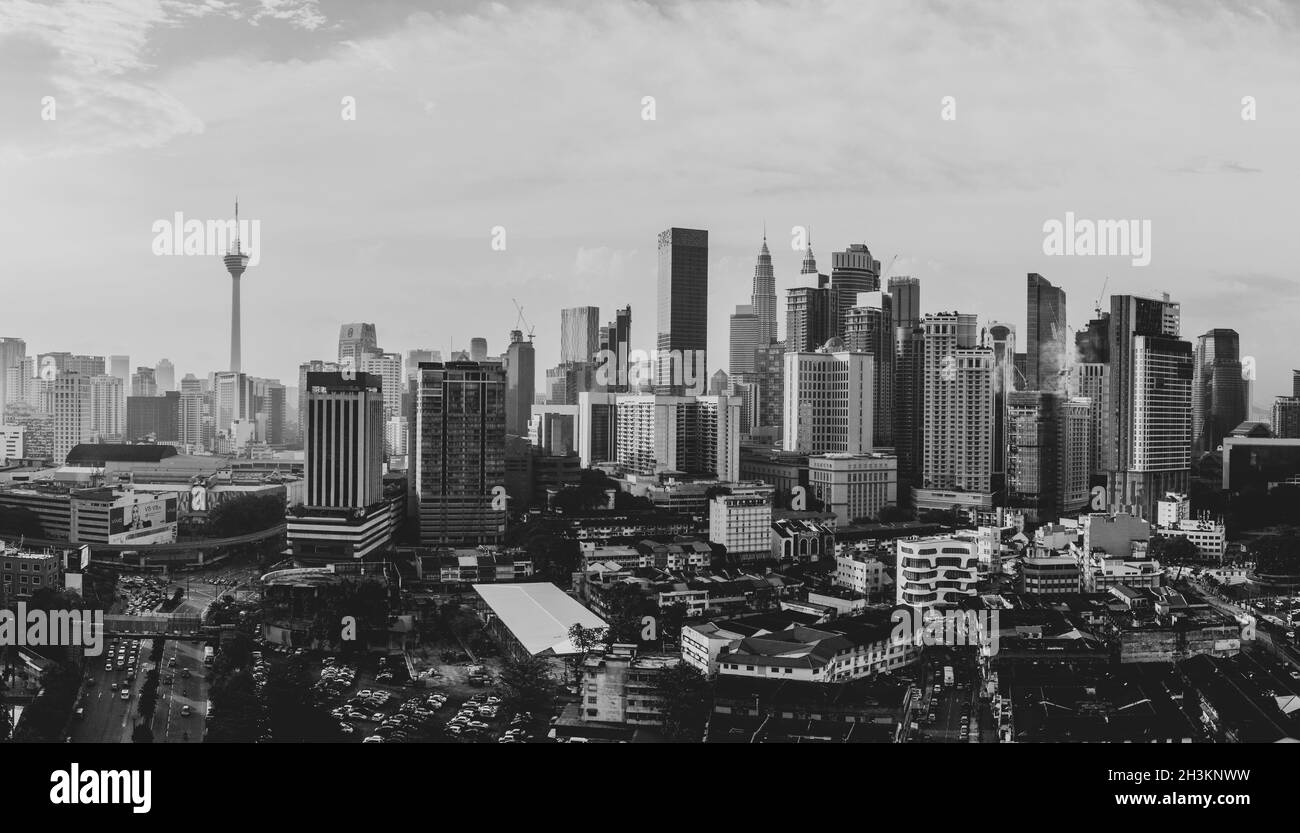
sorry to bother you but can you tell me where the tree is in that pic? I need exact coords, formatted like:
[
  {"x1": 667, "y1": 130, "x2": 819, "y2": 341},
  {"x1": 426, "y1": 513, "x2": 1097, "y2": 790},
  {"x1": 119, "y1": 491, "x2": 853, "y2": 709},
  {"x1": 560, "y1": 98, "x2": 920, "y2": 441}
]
[
  {"x1": 132, "y1": 723, "x2": 154, "y2": 743},
  {"x1": 1148, "y1": 535, "x2": 1199, "y2": 579},
  {"x1": 498, "y1": 653, "x2": 556, "y2": 719},
  {"x1": 655, "y1": 663, "x2": 709, "y2": 741},
  {"x1": 599, "y1": 583, "x2": 659, "y2": 644},
  {"x1": 566, "y1": 623, "x2": 607, "y2": 685},
  {"x1": 876, "y1": 504, "x2": 912, "y2": 523}
]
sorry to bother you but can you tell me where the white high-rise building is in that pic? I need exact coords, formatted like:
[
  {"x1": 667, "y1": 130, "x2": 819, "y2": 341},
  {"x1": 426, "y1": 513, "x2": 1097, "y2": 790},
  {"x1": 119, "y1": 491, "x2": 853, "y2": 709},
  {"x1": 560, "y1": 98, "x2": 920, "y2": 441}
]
[
  {"x1": 614, "y1": 394, "x2": 740, "y2": 481},
  {"x1": 359, "y1": 351, "x2": 403, "y2": 421},
  {"x1": 560, "y1": 306, "x2": 601, "y2": 364},
  {"x1": 88, "y1": 374, "x2": 125, "y2": 439},
  {"x1": 917, "y1": 312, "x2": 994, "y2": 509},
  {"x1": 708, "y1": 487, "x2": 774, "y2": 561},
  {"x1": 896, "y1": 535, "x2": 980, "y2": 609},
  {"x1": 782, "y1": 348, "x2": 872, "y2": 454},
  {"x1": 45, "y1": 371, "x2": 92, "y2": 464},
  {"x1": 155, "y1": 358, "x2": 176, "y2": 393}
]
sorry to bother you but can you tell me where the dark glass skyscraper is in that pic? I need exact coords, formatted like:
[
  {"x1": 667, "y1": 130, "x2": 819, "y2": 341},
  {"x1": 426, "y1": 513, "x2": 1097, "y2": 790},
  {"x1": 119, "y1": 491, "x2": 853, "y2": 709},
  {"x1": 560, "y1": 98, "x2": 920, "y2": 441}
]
[
  {"x1": 410, "y1": 361, "x2": 507, "y2": 545},
  {"x1": 1192, "y1": 329, "x2": 1246, "y2": 455},
  {"x1": 1027, "y1": 273, "x2": 1067, "y2": 392},
  {"x1": 655, "y1": 228, "x2": 708, "y2": 394}
]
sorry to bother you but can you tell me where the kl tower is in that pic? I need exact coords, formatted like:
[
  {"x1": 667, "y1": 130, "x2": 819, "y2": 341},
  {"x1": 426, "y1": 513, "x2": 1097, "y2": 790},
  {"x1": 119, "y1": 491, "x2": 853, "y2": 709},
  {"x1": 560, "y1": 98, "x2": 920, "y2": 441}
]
[{"x1": 224, "y1": 200, "x2": 250, "y2": 373}]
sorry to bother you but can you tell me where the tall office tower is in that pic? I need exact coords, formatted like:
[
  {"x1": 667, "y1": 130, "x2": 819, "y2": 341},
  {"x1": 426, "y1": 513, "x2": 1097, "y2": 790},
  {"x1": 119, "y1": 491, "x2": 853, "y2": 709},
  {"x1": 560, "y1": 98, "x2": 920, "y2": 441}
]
[
  {"x1": 1192, "y1": 329, "x2": 1246, "y2": 455},
  {"x1": 127, "y1": 391, "x2": 180, "y2": 442},
  {"x1": 1071, "y1": 362, "x2": 1110, "y2": 476},
  {"x1": 63, "y1": 355, "x2": 105, "y2": 377},
  {"x1": 614, "y1": 393, "x2": 741, "y2": 480},
  {"x1": 304, "y1": 372, "x2": 384, "y2": 508},
  {"x1": 131, "y1": 367, "x2": 157, "y2": 397},
  {"x1": 785, "y1": 276, "x2": 840, "y2": 353},
  {"x1": 1272, "y1": 397, "x2": 1300, "y2": 438},
  {"x1": 1108, "y1": 294, "x2": 1193, "y2": 519},
  {"x1": 888, "y1": 276, "x2": 921, "y2": 330},
  {"x1": 655, "y1": 228, "x2": 708, "y2": 394},
  {"x1": 843, "y1": 292, "x2": 894, "y2": 447},
  {"x1": 250, "y1": 377, "x2": 286, "y2": 445},
  {"x1": 893, "y1": 323, "x2": 925, "y2": 500},
  {"x1": 1013, "y1": 353, "x2": 1028, "y2": 389},
  {"x1": 45, "y1": 371, "x2": 92, "y2": 464},
  {"x1": 359, "y1": 352, "x2": 403, "y2": 421},
  {"x1": 0, "y1": 338, "x2": 26, "y2": 411},
  {"x1": 410, "y1": 361, "x2": 507, "y2": 545},
  {"x1": 469, "y1": 338, "x2": 489, "y2": 362},
  {"x1": 505, "y1": 329, "x2": 535, "y2": 436},
  {"x1": 561, "y1": 307, "x2": 601, "y2": 364},
  {"x1": 800, "y1": 235, "x2": 817, "y2": 275},
  {"x1": 918, "y1": 313, "x2": 995, "y2": 507},
  {"x1": 213, "y1": 371, "x2": 251, "y2": 435},
  {"x1": 831, "y1": 243, "x2": 881, "y2": 308},
  {"x1": 1294, "y1": 370, "x2": 1300, "y2": 399},
  {"x1": 154, "y1": 359, "x2": 175, "y2": 392},
  {"x1": 1006, "y1": 391, "x2": 1094, "y2": 520},
  {"x1": 6, "y1": 357, "x2": 36, "y2": 408},
  {"x1": 179, "y1": 374, "x2": 203, "y2": 447},
  {"x1": 1027, "y1": 273, "x2": 1068, "y2": 392},
  {"x1": 986, "y1": 322, "x2": 1016, "y2": 486},
  {"x1": 109, "y1": 354, "x2": 130, "y2": 418},
  {"x1": 750, "y1": 236, "x2": 778, "y2": 347},
  {"x1": 595, "y1": 305, "x2": 632, "y2": 394},
  {"x1": 406, "y1": 350, "x2": 437, "y2": 380},
  {"x1": 224, "y1": 203, "x2": 250, "y2": 373},
  {"x1": 88, "y1": 374, "x2": 125, "y2": 440},
  {"x1": 729, "y1": 304, "x2": 760, "y2": 376},
  {"x1": 545, "y1": 362, "x2": 595, "y2": 405},
  {"x1": 1076, "y1": 313, "x2": 1110, "y2": 364},
  {"x1": 783, "y1": 348, "x2": 872, "y2": 454},
  {"x1": 298, "y1": 360, "x2": 340, "y2": 443},
  {"x1": 338, "y1": 323, "x2": 378, "y2": 365},
  {"x1": 753, "y1": 342, "x2": 786, "y2": 437}
]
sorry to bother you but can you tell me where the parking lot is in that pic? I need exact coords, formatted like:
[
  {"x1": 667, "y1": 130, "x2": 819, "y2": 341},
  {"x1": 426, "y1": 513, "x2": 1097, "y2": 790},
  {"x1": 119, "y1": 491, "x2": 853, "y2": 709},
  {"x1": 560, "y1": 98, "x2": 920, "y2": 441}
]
[{"x1": 301, "y1": 650, "x2": 537, "y2": 743}]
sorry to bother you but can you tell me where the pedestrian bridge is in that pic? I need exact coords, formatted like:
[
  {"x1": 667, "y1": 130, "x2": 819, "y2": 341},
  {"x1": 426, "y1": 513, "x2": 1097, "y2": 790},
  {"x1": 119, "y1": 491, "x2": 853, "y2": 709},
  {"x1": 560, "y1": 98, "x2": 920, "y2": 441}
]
[{"x1": 100, "y1": 612, "x2": 202, "y2": 636}]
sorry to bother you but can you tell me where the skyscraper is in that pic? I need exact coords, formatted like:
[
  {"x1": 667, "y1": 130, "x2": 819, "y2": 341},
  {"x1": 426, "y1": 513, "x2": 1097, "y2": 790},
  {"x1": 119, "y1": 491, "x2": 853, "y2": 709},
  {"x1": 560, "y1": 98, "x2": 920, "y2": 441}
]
[
  {"x1": 410, "y1": 361, "x2": 507, "y2": 545},
  {"x1": 338, "y1": 323, "x2": 378, "y2": 365},
  {"x1": 45, "y1": 370, "x2": 92, "y2": 464},
  {"x1": 505, "y1": 329, "x2": 535, "y2": 436},
  {"x1": 179, "y1": 374, "x2": 203, "y2": 448},
  {"x1": 614, "y1": 393, "x2": 740, "y2": 480},
  {"x1": 298, "y1": 360, "x2": 340, "y2": 445},
  {"x1": 917, "y1": 312, "x2": 995, "y2": 509},
  {"x1": 224, "y1": 203, "x2": 250, "y2": 373},
  {"x1": 89, "y1": 374, "x2": 125, "y2": 440},
  {"x1": 729, "y1": 304, "x2": 760, "y2": 376},
  {"x1": 155, "y1": 359, "x2": 175, "y2": 393},
  {"x1": 1006, "y1": 391, "x2": 1093, "y2": 520},
  {"x1": 1026, "y1": 273, "x2": 1067, "y2": 392},
  {"x1": 305, "y1": 372, "x2": 385, "y2": 509},
  {"x1": 986, "y1": 322, "x2": 1016, "y2": 486},
  {"x1": 655, "y1": 228, "x2": 709, "y2": 394},
  {"x1": 131, "y1": 367, "x2": 157, "y2": 397},
  {"x1": 830, "y1": 243, "x2": 881, "y2": 306},
  {"x1": 359, "y1": 352, "x2": 404, "y2": 422},
  {"x1": 750, "y1": 236, "x2": 778, "y2": 347},
  {"x1": 470, "y1": 337, "x2": 489, "y2": 362},
  {"x1": 1272, "y1": 397, "x2": 1300, "y2": 438},
  {"x1": 1108, "y1": 293, "x2": 1193, "y2": 519},
  {"x1": 1192, "y1": 329, "x2": 1246, "y2": 455},
  {"x1": 889, "y1": 277, "x2": 923, "y2": 500},
  {"x1": 785, "y1": 276, "x2": 840, "y2": 353},
  {"x1": 127, "y1": 391, "x2": 180, "y2": 442},
  {"x1": 0, "y1": 338, "x2": 26, "y2": 412},
  {"x1": 783, "y1": 347, "x2": 872, "y2": 454},
  {"x1": 596, "y1": 305, "x2": 632, "y2": 394},
  {"x1": 561, "y1": 307, "x2": 601, "y2": 364},
  {"x1": 843, "y1": 292, "x2": 894, "y2": 447}
]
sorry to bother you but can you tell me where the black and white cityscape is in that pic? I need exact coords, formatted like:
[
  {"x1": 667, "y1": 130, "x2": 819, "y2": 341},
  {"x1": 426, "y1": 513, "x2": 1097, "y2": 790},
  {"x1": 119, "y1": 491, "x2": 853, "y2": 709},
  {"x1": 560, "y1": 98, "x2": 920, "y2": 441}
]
[{"x1": 2, "y1": 1, "x2": 1299, "y2": 781}]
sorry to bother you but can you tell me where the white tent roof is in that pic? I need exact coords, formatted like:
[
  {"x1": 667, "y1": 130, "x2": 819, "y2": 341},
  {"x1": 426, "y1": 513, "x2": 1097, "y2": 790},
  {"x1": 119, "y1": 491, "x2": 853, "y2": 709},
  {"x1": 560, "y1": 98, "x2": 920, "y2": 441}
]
[{"x1": 474, "y1": 583, "x2": 607, "y2": 656}]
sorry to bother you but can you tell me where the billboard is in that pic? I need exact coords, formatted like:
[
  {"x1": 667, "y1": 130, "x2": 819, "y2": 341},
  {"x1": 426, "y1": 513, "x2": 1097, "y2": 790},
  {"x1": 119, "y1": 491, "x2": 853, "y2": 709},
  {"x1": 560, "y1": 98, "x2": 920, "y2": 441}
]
[{"x1": 108, "y1": 496, "x2": 178, "y2": 544}]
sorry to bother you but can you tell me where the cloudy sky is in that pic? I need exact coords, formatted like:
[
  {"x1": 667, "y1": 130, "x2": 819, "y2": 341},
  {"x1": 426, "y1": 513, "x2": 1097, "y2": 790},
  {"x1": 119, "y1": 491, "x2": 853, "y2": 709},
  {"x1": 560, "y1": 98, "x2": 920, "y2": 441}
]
[{"x1": 1, "y1": 0, "x2": 1297, "y2": 405}]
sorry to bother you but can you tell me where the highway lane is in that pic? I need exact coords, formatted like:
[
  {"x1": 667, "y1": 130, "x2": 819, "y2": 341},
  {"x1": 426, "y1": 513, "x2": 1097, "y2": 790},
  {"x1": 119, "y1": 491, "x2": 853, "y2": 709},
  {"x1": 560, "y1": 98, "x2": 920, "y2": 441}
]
[{"x1": 148, "y1": 637, "x2": 209, "y2": 743}]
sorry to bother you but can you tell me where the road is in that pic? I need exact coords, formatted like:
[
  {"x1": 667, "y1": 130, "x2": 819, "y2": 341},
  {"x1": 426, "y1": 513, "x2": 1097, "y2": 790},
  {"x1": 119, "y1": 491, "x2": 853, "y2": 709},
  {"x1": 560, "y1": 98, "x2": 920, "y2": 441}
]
[{"x1": 71, "y1": 635, "x2": 211, "y2": 744}]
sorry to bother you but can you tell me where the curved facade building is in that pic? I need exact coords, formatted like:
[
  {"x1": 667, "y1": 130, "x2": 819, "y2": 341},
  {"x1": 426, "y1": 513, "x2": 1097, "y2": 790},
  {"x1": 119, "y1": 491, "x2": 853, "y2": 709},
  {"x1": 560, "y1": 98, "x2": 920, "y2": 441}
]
[{"x1": 896, "y1": 536, "x2": 980, "y2": 609}]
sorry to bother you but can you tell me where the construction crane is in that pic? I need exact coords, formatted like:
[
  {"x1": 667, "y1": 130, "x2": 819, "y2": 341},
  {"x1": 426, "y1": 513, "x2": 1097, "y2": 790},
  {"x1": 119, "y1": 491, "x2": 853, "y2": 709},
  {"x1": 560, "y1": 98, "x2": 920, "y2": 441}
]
[
  {"x1": 512, "y1": 298, "x2": 535, "y2": 341},
  {"x1": 1094, "y1": 276, "x2": 1109, "y2": 318},
  {"x1": 880, "y1": 254, "x2": 900, "y2": 283}
]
